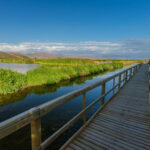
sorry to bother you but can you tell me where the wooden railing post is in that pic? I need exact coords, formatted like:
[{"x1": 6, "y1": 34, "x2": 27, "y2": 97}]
[
  {"x1": 134, "y1": 66, "x2": 136, "y2": 75},
  {"x1": 135, "y1": 66, "x2": 137, "y2": 73},
  {"x1": 125, "y1": 70, "x2": 128, "y2": 83},
  {"x1": 129, "y1": 69, "x2": 132, "y2": 79},
  {"x1": 82, "y1": 93, "x2": 86, "y2": 124},
  {"x1": 118, "y1": 74, "x2": 121, "y2": 90},
  {"x1": 135, "y1": 66, "x2": 137, "y2": 72},
  {"x1": 123, "y1": 72, "x2": 125, "y2": 85},
  {"x1": 101, "y1": 83, "x2": 105, "y2": 105},
  {"x1": 31, "y1": 117, "x2": 41, "y2": 150},
  {"x1": 138, "y1": 64, "x2": 140, "y2": 69},
  {"x1": 148, "y1": 64, "x2": 150, "y2": 91},
  {"x1": 113, "y1": 78, "x2": 115, "y2": 95},
  {"x1": 133, "y1": 67, "x2": 135, "y2": 76}
]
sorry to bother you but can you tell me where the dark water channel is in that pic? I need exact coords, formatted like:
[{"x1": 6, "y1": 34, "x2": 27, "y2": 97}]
[{"x1": 0, "y1": 68, "x2": 126, "y2": 150}]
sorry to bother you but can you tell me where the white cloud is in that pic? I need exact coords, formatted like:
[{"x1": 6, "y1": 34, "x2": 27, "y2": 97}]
[{"x1": 0, "y1": 39, "x2": 149, "y2": 59}]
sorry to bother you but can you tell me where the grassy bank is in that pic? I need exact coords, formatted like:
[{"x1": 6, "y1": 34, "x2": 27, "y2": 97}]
[
  {"x1": 0, "y1": 69, "x2": 27, "y2": 94},
  {"x1": 35, "y1": 58, "x2": 96, "y2": 66},
  {"x1": 0, "y1": 63, "x2": 123, "y2": 95},
  {"x1": 148, "y1": 59, "x2": 150, "y2": 64},
  {"x1": 0, "y1": 57, "x2": 145, "y2": 66},
  {"x1": 36, "y1": 58, "x2": 146, "y2": 66},
  {"x1": 0, "y1": 58, "x2": 35, "y2": 64}
]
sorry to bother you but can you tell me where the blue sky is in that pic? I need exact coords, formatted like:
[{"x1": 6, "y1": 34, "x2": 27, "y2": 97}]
[{"x1": 0, "y1": 0, "x2": 150, "y2": 59}]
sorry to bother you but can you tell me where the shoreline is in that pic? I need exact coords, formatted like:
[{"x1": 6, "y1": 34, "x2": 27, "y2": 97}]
[
  {"x1": 0, "y1": 67, "x2": 119, "y2": 96},
  {"x1": 0, "y1": 63, "x2": 124, "y2": 95}
]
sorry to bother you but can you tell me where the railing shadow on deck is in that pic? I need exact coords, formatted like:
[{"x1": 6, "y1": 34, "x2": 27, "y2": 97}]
[{"x1": 0, "y1": 63, "x2": 141, "y2": 150}]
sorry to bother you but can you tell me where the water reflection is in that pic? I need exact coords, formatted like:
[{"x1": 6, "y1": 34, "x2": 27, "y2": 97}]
[{"x1": 0, "y1": 76, "x2": 93, "y2": 107}]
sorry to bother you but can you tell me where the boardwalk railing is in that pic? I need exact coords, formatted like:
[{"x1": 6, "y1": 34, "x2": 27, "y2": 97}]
[
  {"x1": 0, "y1": 64, "x2": 141, "y2": 150},
  {"x1": 148, "y1": 64, "x2": 150, "y2": 104},
  {"x1": 148, "y1": 64, "x2": 150, "y2": 90}
]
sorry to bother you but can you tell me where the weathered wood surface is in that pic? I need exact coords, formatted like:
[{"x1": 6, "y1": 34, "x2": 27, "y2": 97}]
[{"x1": 61, "y1": 64, "x2": 150, "y2": 150}]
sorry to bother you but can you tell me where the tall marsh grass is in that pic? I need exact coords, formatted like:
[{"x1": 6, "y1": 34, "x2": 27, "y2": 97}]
[
  {"x1": 35, "y1": 58, "x2": 97, "y2": 66},
  {"x1": 0, "y1": 69, "x2": 27, "y2": 94},
  {"x1": 0, "y1": 63, "x2": 123, "y2": 94},
  {"x1": 0, "y1": 58, "x2": 34, "y2": 64}
]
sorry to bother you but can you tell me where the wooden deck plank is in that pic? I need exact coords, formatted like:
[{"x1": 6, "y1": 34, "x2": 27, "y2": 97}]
[
  {"x1": 77, "y1": 137, "x2": 104, "y2": 150},
  {"x1": 92, "y1": 119, "x2": 150, "y2": 139},
  {"x1": 70, "y1": 143, "x2": 83, "y2": 150},
  {"x1": 65, "y1": 147, "x2": 74, "y2": 150},
  {"x1": 102, "y1": 110, "x2": 150, "y2": 125},
  {"x1": 61, "y1": 64, "x2": 150, "y2": 150},
  {"x1": 85, "y1": 127, "x2": 145, "y2": 150},
  {"x1": 95, "y1": 115, "x2": 150, "y2": 132},
  {"x1": 73, "y1": 140, "x2": 93, "y2": 150},
  {"x1": 79, "y1": 134, "x2": 114, "y2": 150},
  {"x1": 84, "y1": 129, "x2": 135, "y2": 150},
  {"x1": 88, "y1": 124, "x2": 150, "y2": 148},
  {"x1": 93, "y1": 119, "x2": 150, "y2": 137},
  {"x1": 99, "y1": 113, "x2": 150, "y2": 130}
]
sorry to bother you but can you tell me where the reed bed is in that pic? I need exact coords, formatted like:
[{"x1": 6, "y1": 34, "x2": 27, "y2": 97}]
[{"x1": 0, "y1": 63, "x2": 123, "y2": 95}]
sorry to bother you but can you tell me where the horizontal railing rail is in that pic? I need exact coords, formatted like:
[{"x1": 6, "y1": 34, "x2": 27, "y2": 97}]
[
  {"x1": 148, "y1": 63, "x2": 150, "y2": 90},
  {"x1": 148, "y1": 64, "x2": 150, "y2": 106},
  {"x1": 0, "y1": 63, "x2": 141, "y2": 150}
]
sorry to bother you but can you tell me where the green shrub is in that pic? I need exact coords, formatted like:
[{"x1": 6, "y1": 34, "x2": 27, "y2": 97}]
[{"x1": 0, "y1": 69, "x2": 27, "y2": 94}]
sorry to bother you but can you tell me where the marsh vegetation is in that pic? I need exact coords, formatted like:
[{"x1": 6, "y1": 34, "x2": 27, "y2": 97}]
[{"x1": 0, "y1": 58, "x2": 144, "y2": 95}]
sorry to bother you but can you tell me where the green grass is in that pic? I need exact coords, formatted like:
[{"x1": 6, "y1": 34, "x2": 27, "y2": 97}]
[
  {"x1": 35, "y1": 58, "x2": 145, "y2": 66},
  {"x1": 0, "y1": 58, "x2": 34, "y2": 64},
  {"x1": 26, "y1": 63, "x2": 123, "y2": 85},
  {"x1": 35, "y1": 58, "x2": 100, "y2": 66},
  {"x1": 0, "y1": 58, "x2": 97, "y2": 65},
  {"x1": 148, "y1": 59, "x2": 150, "y2": 64},
  {"x1": 0, "y1": 63, "x2": 123, "y2": 95},
  {"x1": 0, "y1": 69, "x2": 27, "y2": 94},
  {"x1": 0, "y1": 57, "x2": 144, "y2": 66}
]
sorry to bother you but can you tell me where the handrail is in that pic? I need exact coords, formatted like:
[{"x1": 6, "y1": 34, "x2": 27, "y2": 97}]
[
  {"x1": 41, "y1": 81, "x2": 122, "y2": 150},
  {"x1": 148, "y1": 63, "x2": 150, "y2": 90},
  {"x1": 148, "y1": 64, "x2": 150, "y2": 106},
  {"x1": 0, "y1": 63, "x2": 141, "y2": 150}
]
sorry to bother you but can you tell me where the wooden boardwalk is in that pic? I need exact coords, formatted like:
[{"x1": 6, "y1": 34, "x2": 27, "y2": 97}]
[
  {"x1": 0, "y1": 63, "x2": 148, "y2": 150},
  {"x1": 61, "y1": 64, "x2": 150, "y2": 150}
]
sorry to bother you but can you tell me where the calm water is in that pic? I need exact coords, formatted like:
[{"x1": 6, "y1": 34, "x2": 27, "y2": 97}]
[
  {"x1": 0, "y1": 63, "x2": 39, "y2": 74},
  {"x1": 0, "y1": 68, "x2": 126, "y2": 150}
]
